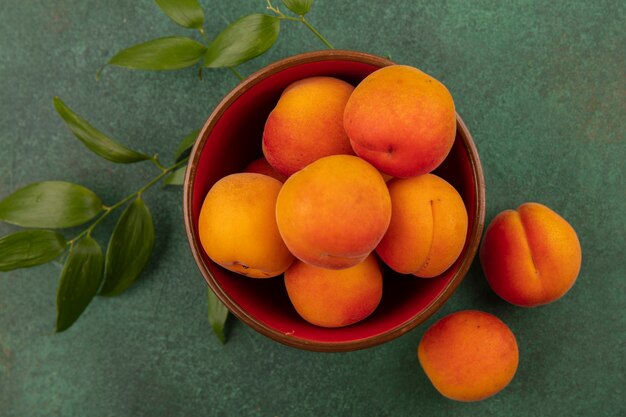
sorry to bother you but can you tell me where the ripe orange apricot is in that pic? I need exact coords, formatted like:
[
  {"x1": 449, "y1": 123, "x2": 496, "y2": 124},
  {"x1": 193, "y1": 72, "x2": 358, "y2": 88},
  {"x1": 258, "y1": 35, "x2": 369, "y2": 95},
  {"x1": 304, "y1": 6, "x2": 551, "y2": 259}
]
[
  {"x1": 344, "y1": 65, "x2": 456, "y2": 177},
  {"x1": 285, "y1": 254, "x2": 383, "y2": 328},
  {"x1": 480, "y1": 202, "x2": 582, "y2": 307},
  {"x1": 376, "y1": 174, "x2": 468, "y2": 278},
  {"x1": 418, "y1": 310, "x2": 519, "y2": 402},
  {"x1": 263, "y1": 76, "x2": 355, "y2": 176},
  {"x1": 243, "y1": 157, "x2": 288, "y2": 182},
  {"x1": 198, "y1": 173, "x2": 294, "y2": 278},
  {"x1": 275, "y1": 155, "x2": 391, "y2": 269}
]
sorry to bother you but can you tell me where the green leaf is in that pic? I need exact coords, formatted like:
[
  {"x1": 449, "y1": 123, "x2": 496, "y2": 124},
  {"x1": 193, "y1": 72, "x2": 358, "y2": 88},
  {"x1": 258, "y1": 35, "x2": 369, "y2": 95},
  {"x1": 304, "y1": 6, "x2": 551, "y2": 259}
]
[
  {"x1": 173, "y1": 129, "x2": 200, "y2": 162},
  {"x1": 204, "y1": 14, "x2": 280, "y2": 68},
  {"x1": 281, "y1": 0, "x2": 314, "y2": 15},
  {"x1": 0, "y1": 230, "x2": 67, "y2": 271},
  {"x1": 56, "y1": 236, "x2": 103, "y2": 332},
  {"x1": 107, "y1": 37, "x2": 207, "y2": 71},
  {"x1": 155, "y1": 0, "x2": 204, "y2": 29},
  {"x1": 53, "y1": 97, "x2": 150, "y2": 164},
  {"x1": 164, "y1": 166, "x2": 186, "y2": 186},
  {"x1": 208, "y1": 288, "x2": 229, "y2": 344},
  {"x1": 0, "y1": 181, "x2": 103, "y2": 228},
  {"x1": 100, "y1": 198, "x2": 154, "y2": 296}
]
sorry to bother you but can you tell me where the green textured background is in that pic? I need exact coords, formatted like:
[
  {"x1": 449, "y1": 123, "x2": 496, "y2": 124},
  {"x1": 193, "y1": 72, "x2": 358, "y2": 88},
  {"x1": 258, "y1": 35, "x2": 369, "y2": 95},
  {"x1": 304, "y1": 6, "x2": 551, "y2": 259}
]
[{"x1": 1, "y1": 1, "x2": 624, "y2": 416}]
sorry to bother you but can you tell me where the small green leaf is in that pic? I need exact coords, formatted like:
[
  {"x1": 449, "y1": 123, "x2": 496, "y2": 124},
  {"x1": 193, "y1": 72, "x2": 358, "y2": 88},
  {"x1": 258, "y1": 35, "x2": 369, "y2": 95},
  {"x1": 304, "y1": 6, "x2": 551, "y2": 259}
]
[
  {"x1": 173, "y1": 129, "x2": 200, "y2": 162},
  {"x1": 100, "y1": 198, "x2": 154, "y2": 296},
  {"x1": 0, "y1": 230, "x2": 67, "y2": 271},
  {"x1": 0, "y1": 181, "x2": 103, "y2": 228},
  {"x1": 53, "y1": 97, "x2": 150, "y2": 164},
  {"x1": 107, "y1": 37, "x2": 207, "y2": 71},
  {"x1": 154, "y1": 0, "x2": 204, "y2": 29},
  {"x1": 164, "y1": 166, "x2": 186, "y2": 186},
  {"x1": 281, "y1": 0, "x2": 314, "y2": 15},
  {"x1": 56, "y1": 236, "x2": 103, "y2": 332},
  {"x1": 208, "y1": 288, "x2": 229, "y2": 344},
  {"x1": 204, "y1": 14, "x2": 280, "y2": 68}
]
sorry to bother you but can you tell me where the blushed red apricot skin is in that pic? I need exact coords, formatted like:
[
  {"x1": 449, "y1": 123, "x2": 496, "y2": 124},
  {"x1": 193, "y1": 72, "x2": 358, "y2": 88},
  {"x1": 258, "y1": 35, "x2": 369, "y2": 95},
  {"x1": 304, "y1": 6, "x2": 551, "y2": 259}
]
[
  {"x1": 244, "y1": 157, "x2": 288, "y2": 182},
  {"x1": 262, "y1": 76, "x2": 355, "y2": 176},
  {"x1": 418, "y1": 310, "x2": 519, "y2": 402},
  {"x1": 479, "y1": 202, "x2": 582, "y2": 307},
  {"x1": 343, "y1": 65, "x2": 456, "y2": 178},
  {"x1": 276, "y1": 155, "x2": 391, "y2": 270},
  {"x1": 284, "y1": 254, "x2": 383, "y2": 328},
  {"x1": 376, "y1": 174, "x2": 468, "y2": 278}
]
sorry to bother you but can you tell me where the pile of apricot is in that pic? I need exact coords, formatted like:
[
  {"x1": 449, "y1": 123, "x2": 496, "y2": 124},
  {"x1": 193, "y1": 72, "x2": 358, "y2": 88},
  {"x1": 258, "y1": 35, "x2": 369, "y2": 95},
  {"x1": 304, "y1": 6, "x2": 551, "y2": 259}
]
[{"x1": 198, "y1": 65, "x2": 582, "y2": 402}]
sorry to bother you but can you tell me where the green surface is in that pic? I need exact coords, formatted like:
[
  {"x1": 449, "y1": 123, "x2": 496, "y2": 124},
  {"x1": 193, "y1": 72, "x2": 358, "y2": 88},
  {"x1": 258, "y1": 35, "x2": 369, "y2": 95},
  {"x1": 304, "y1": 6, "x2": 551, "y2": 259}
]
[{"x1": 0, "y1": 0, "x2": 624, "y2": 415}]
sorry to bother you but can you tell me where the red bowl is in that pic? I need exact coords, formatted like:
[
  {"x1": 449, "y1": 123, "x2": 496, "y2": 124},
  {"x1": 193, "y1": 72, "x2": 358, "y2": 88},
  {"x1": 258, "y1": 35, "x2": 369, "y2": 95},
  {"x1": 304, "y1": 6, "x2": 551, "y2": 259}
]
[{"x1": 183, "y1": 50, "x2": 485, "y2": 352}]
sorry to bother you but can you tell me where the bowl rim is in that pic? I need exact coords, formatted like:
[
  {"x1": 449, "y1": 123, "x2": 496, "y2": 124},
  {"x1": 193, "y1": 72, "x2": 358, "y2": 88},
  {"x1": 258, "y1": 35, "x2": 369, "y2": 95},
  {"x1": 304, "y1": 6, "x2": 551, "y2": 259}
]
[{"x1": 183, "y1": 49, "x2": 486, "y2": 352}]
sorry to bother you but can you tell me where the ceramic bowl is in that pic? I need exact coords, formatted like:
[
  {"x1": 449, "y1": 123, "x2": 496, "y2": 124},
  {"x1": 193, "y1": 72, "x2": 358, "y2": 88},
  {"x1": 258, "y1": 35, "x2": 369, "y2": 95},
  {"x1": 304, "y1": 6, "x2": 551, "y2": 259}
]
[{"x1": 183, "y1": 50, "x2": 485, "y2": 352}]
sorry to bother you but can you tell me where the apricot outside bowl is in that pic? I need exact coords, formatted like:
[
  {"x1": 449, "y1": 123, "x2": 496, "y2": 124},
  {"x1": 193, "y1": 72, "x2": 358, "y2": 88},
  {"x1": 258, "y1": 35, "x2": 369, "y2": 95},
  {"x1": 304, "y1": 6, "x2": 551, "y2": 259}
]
[{"x1": 183, "y1": 50, "x2": 485, "y2": 352}]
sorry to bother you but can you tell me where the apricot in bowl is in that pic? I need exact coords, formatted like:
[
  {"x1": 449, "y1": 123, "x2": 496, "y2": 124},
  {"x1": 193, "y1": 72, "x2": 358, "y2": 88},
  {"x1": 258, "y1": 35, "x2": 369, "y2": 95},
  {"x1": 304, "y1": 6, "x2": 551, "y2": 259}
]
[{"x1": 183, "y1": 50, "x2": 485, "y2": 352}]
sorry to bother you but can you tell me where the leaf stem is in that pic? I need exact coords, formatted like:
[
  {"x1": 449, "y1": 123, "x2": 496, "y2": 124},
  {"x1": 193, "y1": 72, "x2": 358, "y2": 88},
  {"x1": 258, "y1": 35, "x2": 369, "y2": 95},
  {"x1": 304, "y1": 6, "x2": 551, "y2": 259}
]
[
  {"x1": 151, "y1": 155, "x2": 167, "y2": 172},
  {"x1": 198, "y1": 27, "x2": 211, "y2": 45},
  {"x1": 300, "y1": 17, "x2": 334, "y2": 49},
  {"x1": 266, "y1": 1, "x2": 334, "y2": 49},
  {"x1": 67, "y1": 157, "x2": 189, "y2": 245},
  {"x1": 228, "y1": 67, "x2": 244, "y2": 80}
]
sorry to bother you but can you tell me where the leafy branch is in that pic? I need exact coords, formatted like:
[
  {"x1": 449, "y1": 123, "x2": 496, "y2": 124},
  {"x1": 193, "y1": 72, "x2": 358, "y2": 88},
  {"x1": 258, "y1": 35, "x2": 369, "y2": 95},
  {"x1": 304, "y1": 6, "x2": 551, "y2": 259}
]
[
  {"x1": 99, "y1": 0, "x2": 329, "y2": 80},
  {"x1": 0, "y1": 97, "x2": 192, "y2": 332},
  {"x1": 0, "y1": 0, "x2": 333, "y2": 342}
]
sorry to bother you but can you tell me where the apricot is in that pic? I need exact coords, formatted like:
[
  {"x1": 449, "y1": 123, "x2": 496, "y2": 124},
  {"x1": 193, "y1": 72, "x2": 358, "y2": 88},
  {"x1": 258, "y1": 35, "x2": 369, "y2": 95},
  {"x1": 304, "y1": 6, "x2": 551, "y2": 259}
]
[
  {"x1": 344, "y1": 65, "x2": 456, "y2": 177},
  {"x1": 262, "y1": 76, "x2": 355, "y2": 176},
  {"x1": 198, "y1": 173, "x2": 294, "y2": 278},
  {"x1": 243, "y1": 157, "x2": 288, "y2": 182},
  {"x1": 418, "y1": 310, "x2": 519, "y2": 402},
  {"x1": 376, "y1": 174, "x2": 468, "y2": 278},
  {"x1": 480, "y1": 202, "x2": 582, "y2": 307},
  {"x1": 285, "y1": 254, "x2": 382, "y2": 328},
  {"x1": 276, "y1": 155, "x2": 391, "y2": 269}
]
